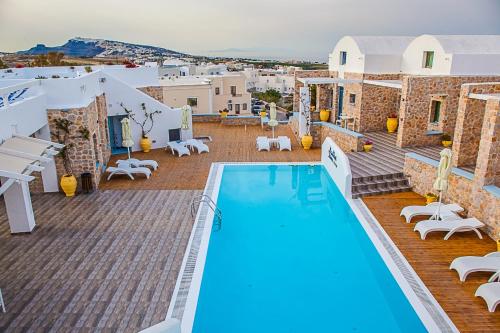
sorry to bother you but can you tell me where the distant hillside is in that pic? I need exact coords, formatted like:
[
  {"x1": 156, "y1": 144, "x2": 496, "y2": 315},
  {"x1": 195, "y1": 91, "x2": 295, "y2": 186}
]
[{"x1": 18, "y1": 37, "x2": 188, "y2": 58}]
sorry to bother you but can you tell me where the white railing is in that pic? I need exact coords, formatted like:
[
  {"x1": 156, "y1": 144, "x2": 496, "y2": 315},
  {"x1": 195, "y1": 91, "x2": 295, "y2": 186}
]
[{"x1": 0, "y1": 80, "x2": 40, "y2": 109}]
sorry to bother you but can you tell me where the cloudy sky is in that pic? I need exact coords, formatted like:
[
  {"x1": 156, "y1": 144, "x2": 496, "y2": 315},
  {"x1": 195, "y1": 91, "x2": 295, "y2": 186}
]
[{"x1": 1, "y1": 0, "x2": 499, "y2": 61}]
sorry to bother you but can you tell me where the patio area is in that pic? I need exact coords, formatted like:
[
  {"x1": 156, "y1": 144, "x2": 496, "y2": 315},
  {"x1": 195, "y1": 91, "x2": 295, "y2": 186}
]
[{"x1": 100, "y1": 122, "x2": 320, "y2": 190}]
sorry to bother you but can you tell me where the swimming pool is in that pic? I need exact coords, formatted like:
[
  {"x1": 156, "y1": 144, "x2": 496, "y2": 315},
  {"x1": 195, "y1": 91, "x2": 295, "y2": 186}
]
[{"x1": 169, "y1": 163, "x2": 456, "y2": 333}]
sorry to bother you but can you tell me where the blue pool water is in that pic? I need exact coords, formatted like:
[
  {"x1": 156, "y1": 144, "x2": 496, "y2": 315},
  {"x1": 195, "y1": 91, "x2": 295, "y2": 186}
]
[{"x1": 192, "y1": 165, "x2": 427, "y2": 333}]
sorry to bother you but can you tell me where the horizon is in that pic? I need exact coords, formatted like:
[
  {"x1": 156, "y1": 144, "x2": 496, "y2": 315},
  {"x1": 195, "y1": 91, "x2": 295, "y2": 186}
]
[{"x1": 1, "y1": 0, "x2": 500, "y2": 62}]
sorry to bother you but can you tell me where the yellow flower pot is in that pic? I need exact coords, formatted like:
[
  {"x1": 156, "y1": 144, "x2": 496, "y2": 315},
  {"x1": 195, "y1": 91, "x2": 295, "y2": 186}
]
[
  {"x1": 220, "y1": 111, "x2": 228, "y2": 118},
  {"x1": 140, "y1": 137, "x2": 152, "y2": 152},
  {"x1": 60, "y1": 174, "x2": 77, "y2": 197},
  {"x1": 301, "y1": 135, "x2": 313, "y2": 150},
  {"x1": 442, "y1": 140, "x2": 452, "y2": 148},
  {"x1": 386, "y1": 117, "x2": 398, "y2": 133},
  {"x1": 497, "y1": 239, "x2": 500, "y2": 252},
  {"x1": 319, "y1": 109, "x2": 330, "y2": 122},
  {"x1": 260, "y1": 111, "x2": 267, "y2": 118},
  {"x1": 363, "y1": 144, "x2": 373, "y2": 152},
  {"x1": 425, "y1": 194, "x2": 438, "y2": 204}
]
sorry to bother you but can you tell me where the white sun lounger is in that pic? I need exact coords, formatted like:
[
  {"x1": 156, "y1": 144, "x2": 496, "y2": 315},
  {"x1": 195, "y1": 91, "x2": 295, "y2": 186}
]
[
  {"x1": 450, "y1": 252, "x2": 500, "y2": 282},
  {"x1": 400, "y1": 202, "x2": 464, "y2": 223},
  {"x1": 106, "y1": 165, "x2": 151, "y2": 180},
  {"x1": 414, "y1": 217, "x2": 484, "y2": 240},
  {"x1": 257, "y1": 137, "x2": 270, "y2": 151},
  {"x1": 166, "y1": 141, "x2": 190, "y2": 157},
  {"x1": 475, "y1": 271, "x2": 500, "y2": 312},
  {"x1": 116, "y1": 158, "x2": 158, "y2": 170},
  {"x1": 278, "y1": 136, "x2": 291, "y2": 151},
  {"x1": 185, "y1": 139, "x2": 209, "y2": 154}
]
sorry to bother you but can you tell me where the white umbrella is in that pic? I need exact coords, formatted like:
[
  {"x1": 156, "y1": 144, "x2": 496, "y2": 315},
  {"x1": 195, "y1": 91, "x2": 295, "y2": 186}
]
[
  {"x1": 121, "y1": 117, "x2": 134, "y2": 159},
  {"x1": 181, "y1": 105, "x2": 190, "y2": 130},
  {"x1": 433, "y1": 148, "x2": 453, "y2": 219},
  {"x1": 268, "y1": 102, "x2": 279, "y2": 138}
]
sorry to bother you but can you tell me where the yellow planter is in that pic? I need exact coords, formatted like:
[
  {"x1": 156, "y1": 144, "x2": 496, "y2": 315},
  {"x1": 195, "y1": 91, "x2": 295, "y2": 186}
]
[
  {"x1": 260, "y1": 111, "x2": 267, "y2": 118},
  {"x1": 301, "y1": 135, "x2": 313, "y2": 150},
  {"x1": 319, "y1": 110, "x2": 330, "y2": 122},
  {"x1": 363, "y1": 144, "x2": 373, "y2": 152},
  {"x1": 386, "y1": 117, "x2": 398, "y2": 133},
  {"x1": 220, "y1": 111, "x2": 228, "y2": 118},
  {"x1": 497, "y1": 239, "x2": 500, "y2": 252},
  {"x1": 425, "y1": 194, "x2": 438, "y2": 204},
  {"x1": 442, "y1": 140, "x2": 452, "y2": 148},
  {"x1": 60, "y1": 174, "x2": 77, "y2": 197},
  {"x1": 140, "y1": 137, "x2": 152, "y2": 152}
]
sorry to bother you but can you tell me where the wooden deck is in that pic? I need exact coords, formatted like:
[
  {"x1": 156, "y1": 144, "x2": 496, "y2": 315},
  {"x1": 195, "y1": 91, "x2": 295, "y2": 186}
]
[
  {"x1": 363, "y1": 192, "x2": 500, "y2": 332},
  {"x1": 100, "y1": 123, "x2": 320, "y2": 190},
  {"x1": 0, "y1": 190, "x2": 200, "y2": 332}
]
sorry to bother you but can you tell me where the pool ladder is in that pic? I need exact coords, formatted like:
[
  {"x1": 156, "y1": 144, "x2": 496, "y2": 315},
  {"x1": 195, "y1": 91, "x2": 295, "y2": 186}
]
[{"x1": 191, "y1": 194, "x2": 222, "y2": 230}]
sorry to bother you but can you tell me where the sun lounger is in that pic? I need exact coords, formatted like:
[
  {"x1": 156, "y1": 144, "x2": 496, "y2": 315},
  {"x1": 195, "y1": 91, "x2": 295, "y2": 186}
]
[
  {"x1": 400, "y1": 202, "x2": 464, "y2": 223},
  {"x1": 106, "y1": 165, "x2": 151, "y2": 180},
  {"x1": 256, "y1": 137, "x2": 270, "y2": 151},
  {"x1": 414, "y1": 217, "x2": 484, "y2": 240},
  {"x1": 116, "y1": 158, "x2": 158, "y2": 170},
  {"x1": 185, "y1": 139, "x2": 209, "y2": 154},
  {"x1": 166, "y1": 141, "x2": 190, "y2": 157},
  {"x1": 0, "y1": 288, "x2": 5, "y2": 313},
  {"x1": 475, "y1": 280, "x2": 500, "y2": 312},
  {"x1": 278, "y1": 136, "x2": 291, "y2": 151},
  {"x1": 450, "y1": 252, "x2": 500, "y2": 282}
]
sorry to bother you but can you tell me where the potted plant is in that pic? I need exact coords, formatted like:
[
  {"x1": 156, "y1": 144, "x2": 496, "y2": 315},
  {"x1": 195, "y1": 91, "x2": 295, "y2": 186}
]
[
  {"x1": 424, "y1": 192, "x2": 438, "y2": 204},
  {"x1": 319, "y1": 109, "x2": 330, "y2": 122},
  {"x1": 441, "y1": 133, "x2": 452, "y2": 147},
  {"x1": 259, "y1": 108, "x2": 267, "y2": 118},
  {"x1": 52, "y1": 118, "x2": 90, "y2": 197},
  {"x1": 386, "y1": 113, "x2": 398, "y2": 133},
  {"x1": 219, "y1": 109, "x2": 229, "y2": 118},
  {"x1": 299, "y1": 90, "x2": 313, "y2": 149},
  {"x1": 120, "y1": 102, "x2": 162, "y2": 152},
  {"x1": 363, "y1": 139, "x2": 373, "y2": 152},
  {"x1": 84, "y1": 66, "x2": 93, "y2": 73}
]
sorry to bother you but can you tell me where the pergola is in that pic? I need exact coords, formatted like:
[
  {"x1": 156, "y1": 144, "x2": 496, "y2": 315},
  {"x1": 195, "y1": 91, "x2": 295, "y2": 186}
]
[{"x1": 0, "y1": 135, "x2": 63, "y2": 233}]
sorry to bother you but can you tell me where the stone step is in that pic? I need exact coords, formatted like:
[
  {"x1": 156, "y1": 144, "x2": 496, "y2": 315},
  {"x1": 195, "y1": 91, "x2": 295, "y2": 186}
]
[
  {"x1": 352, "y1": 183, "x2": 413, "y2": 199},
  {"x1": 352, "y1": 177, "x2": 409, "y2": 192},
  {"x1": 352, "y1": 172, "x2": 405, "y2": 185}
]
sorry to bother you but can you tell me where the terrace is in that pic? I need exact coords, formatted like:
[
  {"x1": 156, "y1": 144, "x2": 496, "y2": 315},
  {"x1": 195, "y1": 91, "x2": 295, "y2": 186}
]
[{"x1": 0, "y1": 122, "x2": 499, "y2": 332}]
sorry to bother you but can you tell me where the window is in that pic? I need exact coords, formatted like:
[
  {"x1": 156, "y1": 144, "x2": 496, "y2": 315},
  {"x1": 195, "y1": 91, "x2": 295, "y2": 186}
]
[
  {"x1": 423, "y1": 51, "x2": 434, "y2": 69},
  {"x1": 349, "y1": 93, "x2": 356, "y2": 104},
  {"x1": 242, "y1": 103, "x2": 247, "y2": 110},
  {"x1": 228, "y1": 103, "x2": 233, "y2": 111},
  {"x1": 430, "y1": 100, "x2": 441, "y2": 123},
  {"x1": 187, "y1": 97, "x2": 198, "y2": 107},
  {"x1": 215, "y1": 87, "x2": 220, "y2": 95},
  {"x1": 340, "y1": 51, "x2": 347, "y2": 65},
  {"x1": 235, "y1": 104, "x2": 240, "y2": 114},
  {"x1": 230, "y1": 86, "x2": 237, "y2": 96}
]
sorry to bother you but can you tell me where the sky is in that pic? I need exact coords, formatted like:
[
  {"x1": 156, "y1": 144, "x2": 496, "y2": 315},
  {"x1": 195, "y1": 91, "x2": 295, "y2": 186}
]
[{"x1": 1, "y1": 0, "x2": 500, "y2": 62}]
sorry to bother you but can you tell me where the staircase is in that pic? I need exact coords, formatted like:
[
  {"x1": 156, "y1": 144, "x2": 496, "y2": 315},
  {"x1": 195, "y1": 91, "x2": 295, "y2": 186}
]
[{"x1": 347, "y1": 132, "x2": 442, "y2": 198}]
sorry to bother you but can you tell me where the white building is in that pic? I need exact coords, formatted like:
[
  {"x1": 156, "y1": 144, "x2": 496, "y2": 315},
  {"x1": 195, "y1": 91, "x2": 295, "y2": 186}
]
[{"x1": 243, "y1": 68, "x2": 295, "y2": 95}]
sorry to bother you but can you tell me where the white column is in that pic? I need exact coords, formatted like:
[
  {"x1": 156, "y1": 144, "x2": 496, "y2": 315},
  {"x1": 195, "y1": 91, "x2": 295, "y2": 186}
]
[
  {"x1": 1, "y1": 177, "x2": 36, "y2": 233},
  {"x1": 298, "y1": 86, "x2": 310, "y2": 137},
  {"x1": 208, "y1": 85, "x2": 214, "y2": 114},
  {"x1": 36, "y1": 125, "x2": 59, "y2": 192}
]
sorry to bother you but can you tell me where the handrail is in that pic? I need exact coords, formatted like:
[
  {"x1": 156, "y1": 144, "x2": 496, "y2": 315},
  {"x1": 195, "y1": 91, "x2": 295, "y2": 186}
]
[{"x1": 191, "y1": 194, "x2": 222, "y2": 230}]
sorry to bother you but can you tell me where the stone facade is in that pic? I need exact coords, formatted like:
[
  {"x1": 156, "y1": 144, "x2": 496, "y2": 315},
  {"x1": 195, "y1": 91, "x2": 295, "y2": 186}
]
[
  {"x1": 139, "y1": 86, "x2": 164, "y2": 103},
  {"x1": 221, "y1": 116, "x2": 261, "y2": 126},
  {"x1": 293, "y1": 70, "x2": 331, "y2": 112},
  {"x1": 404, "y1": 155, "x2": 500, "y2": 239},
  {"x1": 44, "y1": 95, "x2": 110, "y2": 193},
  {"x1": 358, "y1": 83, "x2": 400, "y2": 132},
  {"x1": 397, "y1": 75, "x2": 500, "y2": 148},
  {"x1": 453, "y1": 83, "x2": 500, "y2": 169}
]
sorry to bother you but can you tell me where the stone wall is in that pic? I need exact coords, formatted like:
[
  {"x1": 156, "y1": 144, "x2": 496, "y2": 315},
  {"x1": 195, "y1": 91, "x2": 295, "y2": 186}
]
[
  {"x1": 139, "y1": 86, "x2": 164, "y2": 103},
  {"x1": 221, "y1": 116, "x2": 261, "y2": 126},
  {"x1": 310, "y1": 122, "x2": 364, "y2": 152},
  {"x1": 397, "y1": 75, "x2": 500, "y2": 148},
  {"x1": 404, "y1": 154, "x2": 500, "y2": 239},
  {"x1": 45, "y1": 95, "x2": 110, "y2": 193},
  {"x1": 453, "y1": 83, "x2": 500, "y2": 168},
  {"x1": 192, "y1": 114, "x2": 221, "y2": 123},
  {"x1": 359, "y1": 84, "x2": 400, "y2": 132}
]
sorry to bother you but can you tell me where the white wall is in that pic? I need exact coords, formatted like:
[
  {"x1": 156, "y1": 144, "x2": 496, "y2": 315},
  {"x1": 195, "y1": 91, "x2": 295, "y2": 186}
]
[
  {"x1": 102, "y1": 73, "x2": 191, "y2": 151},
  {"x1": 401, "y1": 35, "x2": 452, "y2": 75},
  {"x1": 364, "y1": 55, "x2": 403, "y2": 74},
  {"x1": 329, "y1": 36, "x2": 365, "y2": 74},
  {"x1": 321, "y1": 137, "x2": 352, "y2": 198},
  {"x1": 450, "y1": 54, "x2": 500, "y2": 75}
]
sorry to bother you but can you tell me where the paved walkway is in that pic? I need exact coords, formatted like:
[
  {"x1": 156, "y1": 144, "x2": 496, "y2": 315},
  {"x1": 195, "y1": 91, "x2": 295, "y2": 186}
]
[{"x1": 0, "y1": 190, "x2": 200, "y2": 333}]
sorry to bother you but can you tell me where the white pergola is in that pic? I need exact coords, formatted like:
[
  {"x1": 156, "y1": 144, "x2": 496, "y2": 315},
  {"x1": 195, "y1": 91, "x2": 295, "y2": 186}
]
[{"x1": 0, "y1": 135, "x2": 63, "y2": 233}]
